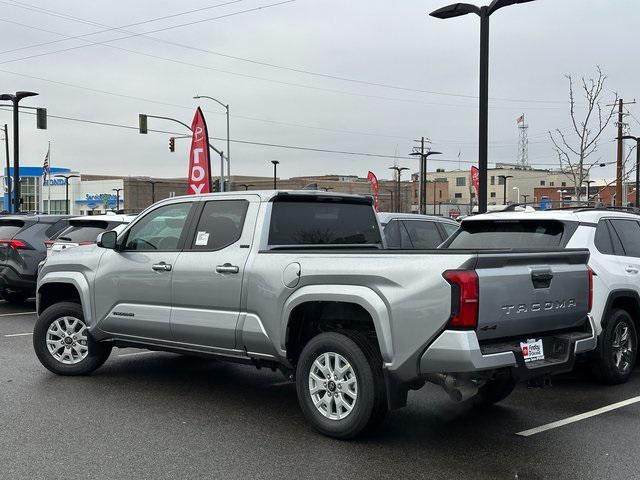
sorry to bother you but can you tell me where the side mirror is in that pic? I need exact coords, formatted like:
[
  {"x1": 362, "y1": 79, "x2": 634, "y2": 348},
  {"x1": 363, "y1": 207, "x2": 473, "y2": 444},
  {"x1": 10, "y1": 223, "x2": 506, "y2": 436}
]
[{"x1": 97, "y1": 230, "x2": 118, "y2": 250}]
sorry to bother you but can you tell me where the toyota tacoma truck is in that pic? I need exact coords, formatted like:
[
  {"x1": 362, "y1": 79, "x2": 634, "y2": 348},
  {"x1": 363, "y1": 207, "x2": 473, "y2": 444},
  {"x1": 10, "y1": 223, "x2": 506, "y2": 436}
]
[{"x1": 33, "y1": 191, "x2": 596, "y2": 438}]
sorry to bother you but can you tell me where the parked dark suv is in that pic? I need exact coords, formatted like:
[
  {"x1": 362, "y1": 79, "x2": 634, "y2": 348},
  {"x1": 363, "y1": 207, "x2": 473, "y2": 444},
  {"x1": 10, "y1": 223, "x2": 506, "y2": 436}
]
[{"x1": 0, "y1": 215, "x2": 70, "y2": 303}]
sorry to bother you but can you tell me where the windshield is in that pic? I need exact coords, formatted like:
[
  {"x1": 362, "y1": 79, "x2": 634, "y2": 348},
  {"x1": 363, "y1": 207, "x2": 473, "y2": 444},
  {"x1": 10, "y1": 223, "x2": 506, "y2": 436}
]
[{"x1": 445, "y1": 220, "x2": 567, "y2": 249}]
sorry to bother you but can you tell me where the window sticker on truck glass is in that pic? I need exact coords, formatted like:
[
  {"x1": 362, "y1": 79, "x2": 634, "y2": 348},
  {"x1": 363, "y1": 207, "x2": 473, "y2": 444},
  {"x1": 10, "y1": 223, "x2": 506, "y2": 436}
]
[
  {"x1": 520, "y1": 338, "x2": 544, "y2": 362},
  {"x1": 195, "y1": 231, "x2": 210, "y2": 246}
]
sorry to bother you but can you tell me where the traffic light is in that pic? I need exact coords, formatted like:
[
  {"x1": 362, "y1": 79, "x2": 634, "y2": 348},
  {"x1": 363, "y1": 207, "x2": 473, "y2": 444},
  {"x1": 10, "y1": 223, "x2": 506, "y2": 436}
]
[
  {"x1": 169, "y1": 137, "x2": 175, "y2": 152},
  {"x1": 138, "y1": 114, "x2": 148, "y2": 134},
  {"x1": 36, "y1": 108, "x2": 47, "y2": 129}
]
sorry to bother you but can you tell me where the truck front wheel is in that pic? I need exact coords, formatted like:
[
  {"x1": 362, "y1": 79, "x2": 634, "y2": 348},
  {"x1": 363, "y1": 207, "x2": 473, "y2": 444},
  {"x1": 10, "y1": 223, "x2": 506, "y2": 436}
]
[
  {"x1": 33, "y1": 302, "x2": 112, "y2": 376},
  {"x1": 295, "y1": 331, "x2": 387, "y2": 439}
]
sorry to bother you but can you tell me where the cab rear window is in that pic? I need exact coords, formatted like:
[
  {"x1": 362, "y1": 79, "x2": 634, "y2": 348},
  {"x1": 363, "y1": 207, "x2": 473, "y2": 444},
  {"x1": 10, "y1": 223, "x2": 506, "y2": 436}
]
[{"x1": 446, "y1": 220, "x2": 567, "y2": 249}]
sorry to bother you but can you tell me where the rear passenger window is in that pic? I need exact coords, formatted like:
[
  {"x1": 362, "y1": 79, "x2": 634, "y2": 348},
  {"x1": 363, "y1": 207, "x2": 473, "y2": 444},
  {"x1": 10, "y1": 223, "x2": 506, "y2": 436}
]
[
  {"x1": 383, "y1": 220, "x2": 412, "y2": 249},
  {"x1": 594, "y1": 221, "x2": 615, "y2": 255},
  {"x1": 189, "y1": 200, "x2": 248, "y2": 250},
  {"x1": 441, "y1": 222, "x2": 459, "y2": 238},
  {"x1": 610, "y1": 219, "x2": 640, "y2": 257},
  {"x1": 403, "y1": 220, "x2": 442, "y2": 249}
]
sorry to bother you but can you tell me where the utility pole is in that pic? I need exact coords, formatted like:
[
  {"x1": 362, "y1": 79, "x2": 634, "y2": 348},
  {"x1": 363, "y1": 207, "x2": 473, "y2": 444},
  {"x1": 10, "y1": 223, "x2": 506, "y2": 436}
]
[{"x1": 616, "y1": 99, "x2": 624, "y2": 207}]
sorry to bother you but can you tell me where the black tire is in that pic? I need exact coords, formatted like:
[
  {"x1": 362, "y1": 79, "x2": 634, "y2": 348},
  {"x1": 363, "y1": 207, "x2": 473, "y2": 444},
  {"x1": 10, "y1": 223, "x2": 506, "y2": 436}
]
[
  {"x1": 592, "y1": 309, "x2": 637, "y2": 385},
  {"x1": 295, "y1": 331, "x2": 387, "y2": 439},
  {"x1": 2, "y1": 290, "x2": 29, "y2": 304},
  {"x1": 33, "y1": 302, "x2": 112, "y2": 376},
  {"x1": 475, "y1": 373, "x2": 516, "y2": 407}
]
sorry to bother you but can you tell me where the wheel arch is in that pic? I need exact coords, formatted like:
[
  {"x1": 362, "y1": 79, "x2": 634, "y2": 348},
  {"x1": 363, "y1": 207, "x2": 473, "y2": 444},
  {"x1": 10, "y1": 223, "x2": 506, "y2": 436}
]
[
  {"x1": 601, "y1": 290, "x2": 640, "y2": 330},
  {"x1": 281, "y1": 285, "x2": 393, "y2": 365},
  {"x1": 37, "y1": 273, "x2": 92, "y2": 325}
]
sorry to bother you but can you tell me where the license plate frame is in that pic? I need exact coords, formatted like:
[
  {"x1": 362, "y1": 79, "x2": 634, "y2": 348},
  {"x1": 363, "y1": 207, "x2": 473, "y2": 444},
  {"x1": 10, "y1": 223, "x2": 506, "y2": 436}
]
[{"x1": 520, "y1": 338, "x2": 545, "y2": 363}]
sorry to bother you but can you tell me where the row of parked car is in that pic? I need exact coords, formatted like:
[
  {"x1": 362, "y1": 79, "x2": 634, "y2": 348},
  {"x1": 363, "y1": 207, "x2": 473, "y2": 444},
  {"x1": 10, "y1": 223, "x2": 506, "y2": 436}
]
[
  {"x1": 11, "y1": 192, "x2": 639, "y2": 438},
  {"x1": 0, "y1": 213, "x2": 135, "y2": 304}
]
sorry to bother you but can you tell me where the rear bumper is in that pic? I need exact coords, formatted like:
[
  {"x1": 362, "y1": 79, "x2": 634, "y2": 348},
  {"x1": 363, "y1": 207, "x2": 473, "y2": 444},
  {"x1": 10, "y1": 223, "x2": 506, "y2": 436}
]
[
  {"x1": 420, "y1": 315, "x2": 597, "y2": 379},
  {"x1": 0, "y1": 265, "x2": 36, "y2": 293}
]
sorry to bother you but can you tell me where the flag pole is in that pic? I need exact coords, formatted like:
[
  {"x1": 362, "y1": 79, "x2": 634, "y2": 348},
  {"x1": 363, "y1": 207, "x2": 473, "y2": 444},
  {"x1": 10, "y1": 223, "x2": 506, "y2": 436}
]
[{"x1": 47, "y1": 141, "x2": 51, "y2": 214}]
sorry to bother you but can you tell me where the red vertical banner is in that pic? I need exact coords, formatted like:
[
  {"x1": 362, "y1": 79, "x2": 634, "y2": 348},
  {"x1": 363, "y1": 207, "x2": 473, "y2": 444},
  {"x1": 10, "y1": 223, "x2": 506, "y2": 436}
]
[
  {"x1": 187, "y1": 107, "x2": 212, "y2": 195},
  {"x1": 470, "y1": 166, "x2": 480, "y2": 197},
  {"x1": 367, "y1": 171, "x2": 380, "y2": 212}
]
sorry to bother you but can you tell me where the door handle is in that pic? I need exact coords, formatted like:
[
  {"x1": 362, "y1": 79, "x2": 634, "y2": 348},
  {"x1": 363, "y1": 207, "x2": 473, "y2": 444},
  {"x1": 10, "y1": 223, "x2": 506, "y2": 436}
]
[
  {"x1": 152, "y1": 262, "x2": 172, "y2": 272},
  {"x1": 625, "y1": 266, "x2": 639, "y2": 274},
  {"x1": 216, "y1": 263, "x2": 239, "y2": 274}
]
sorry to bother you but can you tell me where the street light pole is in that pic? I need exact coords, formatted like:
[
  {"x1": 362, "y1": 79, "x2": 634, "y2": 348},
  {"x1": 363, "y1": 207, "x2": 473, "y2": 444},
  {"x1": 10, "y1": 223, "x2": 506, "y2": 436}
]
[
  {"x1": 112, "y1": 188, "x2": 123, "y2": 212},
  {"x1": 144, "y1": 180, "x2": 161, "y2": 204},
  {"x1": 430, "y1": 0, "x2": 535, "y2": 213},
  {"x1": 621, "y1": 136, "x2": 640, "y2": 207},
  {"x1": 1, "y1": 124, "x2": 9, "y2": 212},
  {"x1": 584, "y1": 180, "x2": 595, "y2": 206},
  {"x1": 389, "y1": 166, "x2": 409, "y2": 213},
  {"x1": 385, "y1": 189, "x2": 395, "y2": 212},
  {"x1": 54, "y1": 174, "x2": 79, "y2": 214},
  {"x1": 194, "y1": 95, "x2": 231, "y2": 191},
  {"x1": 271, "y1": 160, "x2": 279, "y2": 189},
  {"x1": 522, "y1": 194, "x2": 530, "y2": 204},
  {"x1": 498, "y1": 175, "x2": 513, "y2": 204},
  {"x1": 0, "y1": 91, "x2": 39, "y2": 212}
]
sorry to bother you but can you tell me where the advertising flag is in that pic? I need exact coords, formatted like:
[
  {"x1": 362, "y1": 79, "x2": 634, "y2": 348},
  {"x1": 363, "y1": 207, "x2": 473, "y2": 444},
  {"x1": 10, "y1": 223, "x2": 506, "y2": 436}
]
[
  {"x1": 367, "y1": 171, "x2": 379, "y2": 212},
  {"x1": 187, "y1": 107, "x2": 212, "y2": 195},
  {"x1": 470, "y1": 166, "x2": 480, "y2": 196}
]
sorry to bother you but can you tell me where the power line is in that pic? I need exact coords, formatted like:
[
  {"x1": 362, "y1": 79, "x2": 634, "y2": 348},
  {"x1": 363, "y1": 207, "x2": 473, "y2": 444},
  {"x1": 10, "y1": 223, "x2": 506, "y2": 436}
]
[
  {"x1": 0, "y1": 0, "x2": 297, "y2": 65},
  {"x1": 0, "y1": 0, "x2": 249, "y2": 56},
  {"x1": 1, "y1": 0, "x2": 568, "y2": 106},
  {"x1": 0, "y1": 106, "x2": 565, "y2": 166}
]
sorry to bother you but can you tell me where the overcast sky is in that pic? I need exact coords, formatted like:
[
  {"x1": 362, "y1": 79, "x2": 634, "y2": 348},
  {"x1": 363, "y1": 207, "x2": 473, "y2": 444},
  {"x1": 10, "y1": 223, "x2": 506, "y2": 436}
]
[{"x1": 0, "y1": 0, "x2": 638, "y2": 183}]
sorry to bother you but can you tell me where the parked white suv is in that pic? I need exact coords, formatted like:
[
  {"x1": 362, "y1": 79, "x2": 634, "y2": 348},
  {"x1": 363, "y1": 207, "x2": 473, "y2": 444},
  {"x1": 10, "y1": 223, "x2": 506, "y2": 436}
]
[{"x1": 443, "y1": 208, "x2": 639, "y2": 384}]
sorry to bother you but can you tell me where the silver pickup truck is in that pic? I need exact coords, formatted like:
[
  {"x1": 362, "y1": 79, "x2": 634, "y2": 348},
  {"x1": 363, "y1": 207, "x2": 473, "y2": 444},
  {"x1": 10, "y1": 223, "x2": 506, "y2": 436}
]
[{"x1": 34, "y1": 191, "x2": 596, "y2": 438}]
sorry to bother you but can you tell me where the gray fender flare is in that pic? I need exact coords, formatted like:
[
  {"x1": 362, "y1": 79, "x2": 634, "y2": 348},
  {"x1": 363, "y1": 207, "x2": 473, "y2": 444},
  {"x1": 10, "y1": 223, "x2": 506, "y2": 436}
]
[
  {"x1": 38, "y1": 272, "x2": 93, "y2": 326},
  {"x1": 281, "y1": 285, "x2": 393, "y2": 363}
]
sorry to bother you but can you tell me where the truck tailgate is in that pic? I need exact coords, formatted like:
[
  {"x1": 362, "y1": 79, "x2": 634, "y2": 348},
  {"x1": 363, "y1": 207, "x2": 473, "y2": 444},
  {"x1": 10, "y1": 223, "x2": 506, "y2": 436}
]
[{"x1": 473, "y1": 250, "x2": 590, "y2": 342}]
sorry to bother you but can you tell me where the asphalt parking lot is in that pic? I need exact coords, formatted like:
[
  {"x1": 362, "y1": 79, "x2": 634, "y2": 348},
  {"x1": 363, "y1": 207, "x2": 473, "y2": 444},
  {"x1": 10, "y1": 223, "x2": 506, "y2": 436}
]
[{"x1": 2, "y1": 301, "x2": 639, "y2": 480}]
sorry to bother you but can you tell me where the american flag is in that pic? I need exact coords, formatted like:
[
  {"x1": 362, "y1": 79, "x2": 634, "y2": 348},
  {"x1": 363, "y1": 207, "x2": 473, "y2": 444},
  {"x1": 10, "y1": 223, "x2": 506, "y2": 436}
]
[
  {"x1": 516, "y1": 114, "x2": 525, "y2": 124},
  {"x1": 43, "y1": 143, "x2": 50, "y2": 181}
]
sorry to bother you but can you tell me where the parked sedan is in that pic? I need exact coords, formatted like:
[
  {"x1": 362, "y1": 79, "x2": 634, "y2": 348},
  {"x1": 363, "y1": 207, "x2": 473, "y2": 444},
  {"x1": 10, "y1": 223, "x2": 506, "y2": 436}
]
[
  {"x1": 378, "y1": 213, "x2": 459, "y2": 249},
  {"x1": 0, "y1": 215, "x2": 70, "y2": 303},
  {"x1": 46, "y1": 214, "x2": 136, "y2": 257}
]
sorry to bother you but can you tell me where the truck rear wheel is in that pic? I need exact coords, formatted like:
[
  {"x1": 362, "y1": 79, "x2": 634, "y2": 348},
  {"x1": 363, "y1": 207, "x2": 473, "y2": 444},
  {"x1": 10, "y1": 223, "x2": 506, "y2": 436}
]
[
  {"x1": 593, "y1": 309, "x2": 637, "y2": 385},
  {"x1": 33, "y1": 302, "x2": 112, "y2": 376},
  {"x1": 295, "y1": 331, "x2": 387, "y2": 439}
]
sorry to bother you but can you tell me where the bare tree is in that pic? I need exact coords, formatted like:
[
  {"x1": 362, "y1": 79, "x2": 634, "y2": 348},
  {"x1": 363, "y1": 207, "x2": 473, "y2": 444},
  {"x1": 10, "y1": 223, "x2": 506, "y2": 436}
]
[{"x1": 549, "y1": 66, "x2": 618, "y2": 201}]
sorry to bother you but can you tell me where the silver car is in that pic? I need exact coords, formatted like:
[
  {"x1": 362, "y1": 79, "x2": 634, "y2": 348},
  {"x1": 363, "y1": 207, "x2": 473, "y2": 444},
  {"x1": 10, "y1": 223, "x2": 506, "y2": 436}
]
[{"x1": 378, "y1": 213, "x2": 459, "y2": 249}]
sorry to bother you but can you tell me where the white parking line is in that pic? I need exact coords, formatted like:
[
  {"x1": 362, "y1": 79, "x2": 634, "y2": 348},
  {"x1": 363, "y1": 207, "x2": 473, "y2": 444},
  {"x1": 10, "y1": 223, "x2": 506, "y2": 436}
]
[
  {"x1": 117, "y1": 351, "x2": 157, "y2": 357},
  {"x1": 4, "y1": 332, "x2": 33, "y2": 337},
  {"x1": 516, "y1": 395, "x2": 640, "y2": 437},
  {"x1": 0, "y1": 311, "x2": 36, "y2": 317}
]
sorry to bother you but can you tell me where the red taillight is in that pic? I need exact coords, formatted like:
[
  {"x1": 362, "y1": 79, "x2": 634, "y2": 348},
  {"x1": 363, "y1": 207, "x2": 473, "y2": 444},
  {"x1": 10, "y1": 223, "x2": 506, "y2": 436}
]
[
  {"x1": 0, "y1": 239, "x2": 28, "y2": 250},
  {"x1": 443, "y1": 270, "x2": 479, "y2": 330},
  {"x1": 587, "y1": 266, "x2": 593, "y2": 313}
]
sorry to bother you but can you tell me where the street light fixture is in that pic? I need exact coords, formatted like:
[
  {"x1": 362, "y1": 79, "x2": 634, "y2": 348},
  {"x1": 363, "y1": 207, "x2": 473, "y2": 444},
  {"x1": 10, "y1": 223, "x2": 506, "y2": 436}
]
[
  {"x1": 271, "y1": 160, "x2": 280, "y2": 190},
  {"x1": 112, "y1": 188, "x2": 123, "y2": 212},
  {"x1": 430, "y1": 0, "x2": 535, "y2": 214},
  {"x1": 621, "y1": 135, "x2": 640, "y2": 207},
  {"x1": 498, "y1": 175, "x2": 513, "y2": 205},
  {"x1": 409, "y1": 150, "x2": 442, "y2": 214},
  {"x1": 389, "y1": 166, "x2": 410, "y2": 213},
  {"x1": 0, "y1": 91, "x2": 39, "y2": 212},
  {"x1": 522, "y1": 194, "x2": 530, "y2": 204},
  {"x1": 238, "y1": 183, "x2": 254, "y2": 191},
  {"x1": 54, "y1": 174, "x2": 79, "y2": 214},
  {"x1": 194, "y1": 95, "x2": 231, "y2": 191}
]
